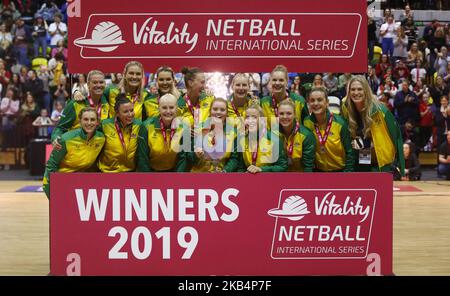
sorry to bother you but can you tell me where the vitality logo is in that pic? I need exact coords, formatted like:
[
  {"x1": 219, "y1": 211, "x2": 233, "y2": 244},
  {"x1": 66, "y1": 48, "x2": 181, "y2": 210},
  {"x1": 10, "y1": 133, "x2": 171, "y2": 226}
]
[{"x1": 269, "y1": 189, "x2": 377, "y2": 259}]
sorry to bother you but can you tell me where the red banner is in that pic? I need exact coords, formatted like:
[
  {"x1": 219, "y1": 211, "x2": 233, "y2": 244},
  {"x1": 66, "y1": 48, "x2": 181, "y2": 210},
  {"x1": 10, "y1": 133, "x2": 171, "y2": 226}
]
[
  {"x1": 50, "y1": 173, "x2": 392, "y2": 276},
  {"x1": 68, "y1": 0, "x2": 367, "y2": 73}
]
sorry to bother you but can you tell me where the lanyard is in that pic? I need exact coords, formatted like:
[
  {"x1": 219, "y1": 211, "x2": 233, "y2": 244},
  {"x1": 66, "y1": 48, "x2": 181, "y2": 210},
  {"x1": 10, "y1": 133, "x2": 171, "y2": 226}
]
[
  {"x1": 271, "y1": 92, "x2": 289, "y2": 117},
  {"x1": 185, "y1": 94, "x2": 200, "y2": 124},
  {"x1": 160, "y1": 118, "x2": 175, "y2": 148},
  {"x1": 87, "y1": 96, "x2": 102, "y2": 119},
  {"x1": 114, "y1": 118, "x2": 128, "y2": 153},
  {"x1": 131, "y1": 93, "x2": 139, "y2": 104},
  {"x1": 287, "y1": 121, "x2": 301, "y2": 157},
  {"x1": 314, "y1": 113, "x2": 333, "y2": 148}
]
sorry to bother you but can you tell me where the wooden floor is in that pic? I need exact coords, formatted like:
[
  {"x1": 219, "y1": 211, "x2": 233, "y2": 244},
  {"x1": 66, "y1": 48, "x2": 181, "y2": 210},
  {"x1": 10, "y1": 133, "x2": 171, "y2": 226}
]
[{"x1": 0, "y1": 180, "x2": 449, "y2": 275}]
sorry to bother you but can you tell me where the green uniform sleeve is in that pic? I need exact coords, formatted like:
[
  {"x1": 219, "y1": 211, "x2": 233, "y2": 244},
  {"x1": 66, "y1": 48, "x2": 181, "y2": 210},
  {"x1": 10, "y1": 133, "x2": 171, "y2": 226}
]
[
  {"x1": 300, "y1": 101, "x2": 309, "y2": 124},
  {"x1": 385, "y1": 109, "x2": 405, "y2": 176},
  {"x1": 136, "y1": 123, "x2": 152, "y2": 172},
  {"x1": 43, "y1": 138, "x2": 68, "y2": 199},
  {"x1": 261, "y1": 136, "x2": 288, "y2": 172},
  {"x1": 51, "y1": 100, "x2": 76, "y2": 141},
  {"x1": 175, "y1": 151, "x2": 187, "y2": 172},
  {"x1": 301, "y1": 129, "x2": 316, "y2": 172},
  {"x1": 340, "y1": 120, "x2": 355, "y2": 172}
]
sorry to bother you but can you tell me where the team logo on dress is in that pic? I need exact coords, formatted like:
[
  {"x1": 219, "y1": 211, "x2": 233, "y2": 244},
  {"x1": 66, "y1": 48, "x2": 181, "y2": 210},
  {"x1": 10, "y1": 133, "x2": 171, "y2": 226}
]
[{"x1": 74, "y1": 21, "x2": 126, "y2": 52}]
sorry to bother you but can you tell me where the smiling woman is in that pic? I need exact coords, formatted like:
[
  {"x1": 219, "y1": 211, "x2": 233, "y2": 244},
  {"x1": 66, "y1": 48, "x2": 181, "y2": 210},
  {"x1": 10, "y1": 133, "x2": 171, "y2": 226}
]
[{"x1": 43, "y1": 108, "x2": 106, "y2": 199}]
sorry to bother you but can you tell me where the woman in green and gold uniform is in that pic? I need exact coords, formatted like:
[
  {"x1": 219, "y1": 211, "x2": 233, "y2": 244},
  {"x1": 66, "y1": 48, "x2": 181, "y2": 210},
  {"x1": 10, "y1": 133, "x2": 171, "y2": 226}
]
[
  {"x1": 143, "y1": 66, "x2": 181, "y2": 119},
  {"x1": 278, "y1": 99, "x2": 316, "y2": 172},
  {"x1": 43, "y1": 107, "x2": 105, "y2": 198},
  {"x1": 98, "y1": 95, "x2": 141, "y2": 172},
  {"x1": 137, "y1": 94, "x2": 188, "y2": 172},
  {"x1": 239, "y1": 104, "x2": 288, "y2": 173},
  {"x1": 303, "y1": 87, "x2": 354, "y2": 172},
  {"x1": 74, "y1": 61, "x2": 150, "y2": 120},
  {"x1": 191, "y1": 98, "x2": 240, "y2": 172},
  {"x1": 260, "y1": 65, "x2": 309, "y2": 128},
  {"x1": 177, "y1": 67, "x2": 215, "y2": 128},
  {"x1": 343, "y1": 75, "x2": 404, "y2": 174}
]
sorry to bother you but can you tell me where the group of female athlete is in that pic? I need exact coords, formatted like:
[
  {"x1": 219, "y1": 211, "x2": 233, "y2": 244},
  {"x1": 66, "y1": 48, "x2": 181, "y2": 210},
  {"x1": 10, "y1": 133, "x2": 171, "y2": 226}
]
[{"x1": 43, "y1": 61, "x2": 405, "y2": 198}]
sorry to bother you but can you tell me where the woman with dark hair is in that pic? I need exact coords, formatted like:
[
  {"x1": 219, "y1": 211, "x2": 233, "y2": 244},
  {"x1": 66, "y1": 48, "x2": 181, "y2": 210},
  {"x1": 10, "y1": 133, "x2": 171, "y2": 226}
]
[
  {"x1": 304, "y1": 87, "x2": 354, "y2": 172},
  {"x1": 394, "y1": 142, "x2": 421, "y2": 181},
  {"x1": 144, "y1": 66, "x2": 181, "y2": 119},
  {"x1": 97, "y1": 94, "x2": 142, "y2": 172},
  {"x1": 43, "y1": 107, "x2": 105, "y2": 198},
  {"x1": 178, "y1": 67, "x2": 214, "y2": 127}
]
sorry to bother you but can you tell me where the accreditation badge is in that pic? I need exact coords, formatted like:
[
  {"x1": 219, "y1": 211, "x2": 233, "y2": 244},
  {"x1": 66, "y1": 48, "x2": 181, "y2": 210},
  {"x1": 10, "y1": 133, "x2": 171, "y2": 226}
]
[{"x1": 359, "y1": 148, "x2": 371, "y2": 164}]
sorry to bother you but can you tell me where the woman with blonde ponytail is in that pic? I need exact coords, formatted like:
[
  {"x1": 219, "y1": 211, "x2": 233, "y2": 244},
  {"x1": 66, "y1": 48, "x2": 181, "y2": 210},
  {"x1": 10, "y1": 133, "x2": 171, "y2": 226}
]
[{"x1": 344, "y1": 75, "x2": 404, "y2": 174}]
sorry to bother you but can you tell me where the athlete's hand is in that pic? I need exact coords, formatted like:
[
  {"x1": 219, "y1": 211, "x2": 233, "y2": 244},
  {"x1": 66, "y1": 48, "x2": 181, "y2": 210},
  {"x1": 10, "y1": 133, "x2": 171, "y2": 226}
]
[
  {"x1": 52, "y1": 136, "x2": 62, "y2": 151},
  {"x1": 247, "y1": 165, "x2": 262, "y2": 174}
]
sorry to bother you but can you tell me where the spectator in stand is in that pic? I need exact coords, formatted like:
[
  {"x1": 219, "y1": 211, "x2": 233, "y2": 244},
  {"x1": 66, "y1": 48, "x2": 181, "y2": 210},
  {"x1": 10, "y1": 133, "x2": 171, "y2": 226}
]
[
  {"x1": 367, "y1": 65, "x2": 380, "y2": 95},
  {"x1": 23, "y1": 69, "x2": 44, "y2": 110},
  {"x1": 312, "y1": 74, "x2": 325, "y2": 88},
  {"x1": 438, "y1": 132, "x2": 450, "y2": 180},
  {"x1": 429, "y1": 27, "x2": 447, "y2": 71},
  {"x1": 394, "y1": 142, "x2": 421, "y2": 181},
  {"x1": 11, "y1": 17, "x2": 31, "y2": 67},
  {"x1": 0, "y1": 87, "x2": 20, "y2": 151},
  {"x1": 393, "y1": 59, "x2": 410, "y2": 83},
  {"x1": 50, "y1": 39, "x2": 67, "y2": 59},
  {"x1": 71, "y1": 73, "x2": 88, "y2": 98},
  {"x1": 413, "y1": 78, "x2": 428, "y2": 98},
  {"x1": 32, "y1": 108, "x2": 53, "y2": 138},
  {"x1": 378, "y1": 91, "x2": 394, "y2": 113},
  {"x1": 393, "y1": 27, "x2": 409, "y2": 62},
  {"x1": 402, "y1": 119, "x2": 420, "y2": 154},
  {"x1": 53, "y1": 75, "x2": 69, "y2": 106},
  {"x1": 368, "y1": 17, "x2": 377, "y2": 64},
  {"x1": 37, "y1": 64, "x2": 51, "y2": 111},
  {"x1": 443, "y1": 63, "x2": 450, "y2": 83},
  {"x1": 435, "y1": 95, "x2": 450, "y2": 148},
  {"x1": 430, "y1": 76, "x2": 448, "y2": 108},
  {"x1": 8, "y1": 73, "x2": 22, "y2": 99},
  {"x1": 423, "y1": 20, "x2": 439, "y2": 43},
  {"x1": 18, "y1": 65, "x2": 28, "y2": 84},
  {"x1": 406, "y1": 42, "x2": 423, "y2": 68},
  {"x1": 50, "y1": 100, "x2": 63, "y2": 125},
  {"x1": 338, "y1": 73, "x2": 354, "y2": 98},
  {"x1": 404, "y1": 17, "x2": 418, "y2": 50},
  {"x1": 36, "y1": 0, "x2": 60, "y2": 22},
  {"x1": 290, "y1": 75, "x2": 305, "y2": 97},
  {"x1": 380, "y1": 15, "x2": 397, "y2": 59},
  {"x1": 0, "y1": 58, "x2": 11, "y2": 97},
  {"x1": 377, "y1": 75, "x2": 398, "y2": 98},
  {"x1": 323, "y1": 73, "x2": 339, "y2": 97},
  {"x1": 18, "y1": 92, "x2": 39, "y2": 164},
  {"x1": 32, "y1": 15, "x2": 48, "y2": 58},
  {"x1": 0, "y1": 23, "x2": 13, "y2": 51},
  {"x1": 375, "y1": 54, "x2": 391, "y2": 79},
  {"x1": 419, "y1": 91, "x2": 435, "y2": 149},
  {"x1": 110, "y1": 73, "x2": 123, "y2": 88},
  {"x1": 410, "y1": 59, "x2": 427, "y2": 86},
  {"x1": 248, "y1": 73, "x2": 261, "y2": 97},
  {"x1": 48, "y1": 13, "x2": 66, "y2": 47},
  {"x1": 434, "y1": 45, "x2": 449, "y2": 77},
  {"x1": 399, "y1": 4, "x2": 414, "y2": 25},
  {"x1": 394, "y1": 80, "x2": 419, "y2": 125}
]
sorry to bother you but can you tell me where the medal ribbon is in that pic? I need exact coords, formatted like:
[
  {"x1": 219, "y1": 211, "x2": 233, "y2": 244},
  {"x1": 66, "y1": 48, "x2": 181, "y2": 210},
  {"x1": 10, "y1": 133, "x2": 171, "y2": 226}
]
[
  {"x1": 314, "y1": 113, "x2": 333, "y2": 149},
  {"x1": 185, "y1": 94, "x2": 200, "y2": 124},
  {"x1": 160, "y1": 118, "x2": 175, "y2": 148},
  {"x1": 114, "y1": 118, "x2": 128, "y2": 153},
  {"x1": 88, "y1": 96, "x2": 102, "y2": 119},
  {"x1": 271, "y1": 92, "x2": 289, "y2": 117},
  {"x1": 288, "y1": 121, "x2": 301, "y2": 157}
]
